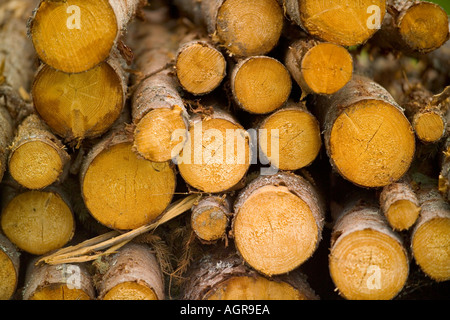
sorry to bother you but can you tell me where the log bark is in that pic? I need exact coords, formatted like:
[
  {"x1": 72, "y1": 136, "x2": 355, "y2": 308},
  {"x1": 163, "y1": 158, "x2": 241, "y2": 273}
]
[
  {"x1": 314, "y1": 75, "x2": 416, "y2": 188},
  {"x1": 0, "y1": 183, "x2": 75, "y2": 255},
  {"x1": 95, "y1": 243, "x2": 165, "y2": 300},
  {"x1": 23, "y1": 259, "x2": 95, "y2": 300},
  {"x1": 181, "y1": 247, "x2": 318, "y2": 300},
  {"x1": 285, "y1": 38, "x2": 353, "y2": 98},
  {"x1": 79, "y1": 124, "x2": 177, "y2": 231},
  {"x1": 175, "y1": 31, "x2": 227, "y2": 96},
  {"x1": 0, "y1": 233, "x2": 20, "y2": 300},
  {"x1": 173, "y1": 0, "x2": 284, "y2": 57},
  {"x1": 411, "y1": 181, "x2": 450, "y2": 282},
  {"x1": 257, "y1": 100, "x2": 322, "y2": 171},
  {"x1": 130, "y1": 19, "x2": 190, "y2": 163},
  {"x1": 32, "y1": 54, "x2": 128, "y2": 146},
  {"x1": 371, "y1": 0, "x2": 449, "y2": 56},
  {"x1": 232, "y1": 171, "x2": 325, "y2": 276},
  {"x1": 8, "y1": 114, "x2": 70, "y2": 190},
  {"x1": 176, "y1": 104, "x2": 251, "y2": 193},
  {"x1": 191, "y1": 195, "x2": 231, "y2": 243},
  {"x1": 29, "y1": 0, "x2": 145, "y2": 73},
  {"x1": 230, "y1": 56, "x2": 292, "y2": 114},
  {"x1": 282, "y1": 0, "x2": 387, "y2": 46},
  {"x1": 329, "y1": 195, "x2": 409, "y2": 300}
]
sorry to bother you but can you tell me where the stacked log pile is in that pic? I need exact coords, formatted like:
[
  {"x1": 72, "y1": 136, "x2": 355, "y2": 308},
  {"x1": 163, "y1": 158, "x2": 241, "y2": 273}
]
[{"x1": 0, "y1": 0, "x2": 449, "y2": 301}]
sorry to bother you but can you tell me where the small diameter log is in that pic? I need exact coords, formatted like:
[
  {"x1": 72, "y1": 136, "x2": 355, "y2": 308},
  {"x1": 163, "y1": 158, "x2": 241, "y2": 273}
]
[
  {"x1": 372, "y1": 0, "x2": 449, "y2": 55},
  {"x1": 176, "y1": 106, "x2": 250, "y2": 193},
  {"x1": 285, "y1": 38, "x2": 353, "y2": 97},
  {"x1": 258, "y1": 101, "x2": 322, "y2": 171},
  {"x1": 191, "y1": 195, "x2": 231, "y2": 243},
  {"x1": 8, "y1": 114, "x2": 70, "y2": 190},
  {"x1": 315, "y1": 75, "x2": 415, "y2": 188},
  {"x1": 23, "y1": 260, "x2": 95, "y2": 300},
  {"x1": 379, "y1": 179, "x2": 420, "y2": 231},
  {"x1": 230, "y1": 56, "x2": 292, "y2": 114},
  {"x1": 400, "y1": 82, "x2": 447, "y2": 143},
  {"x1": 232, "y1": 172, "x2": 325, "y2": 276},
  {"x1": 411, "y1": 184, "x2": 450, "y2": 282},
  {"x1": 29, "y1": 0, "x2": 145, "y2": 73},
  {"x1": 80, "y1": 126, "x2": 177, "y2": 231},
  {"x1": 173, "y1": 0, "x2": 284, "y2": 57},
  {"x1": 282, "y1": 0, "x2": 387, "y2": 47},
  {"x1": 96, "y1": 243, "x2": 165, "y2": 300},
  {"x1": 131, "y1": 23, "x2": 189, "y2": 163},
  {"x1": 32, "y1": 56, "x2": 127, "y2": 145},
  {"x1": 182, "y1": 249, "x2": 318, "y2": 300},
  {"x1": 0, "y1": 233, "x2": 20, "y2": 300},
  {"x1": 175, "y1": 34, "x2": 227, "y2": 96},
  {"x1": 329, "y1": 197, "x2": 409, "y2": 300},
  {"x1": 0, "y1": 186, "x2": 75, "y2": 256}
]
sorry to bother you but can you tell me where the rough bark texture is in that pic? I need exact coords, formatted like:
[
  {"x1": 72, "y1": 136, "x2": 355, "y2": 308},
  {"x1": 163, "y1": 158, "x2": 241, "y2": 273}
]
[{"x1": 96, "y1": 243, "x2": 165, "y2": 300}]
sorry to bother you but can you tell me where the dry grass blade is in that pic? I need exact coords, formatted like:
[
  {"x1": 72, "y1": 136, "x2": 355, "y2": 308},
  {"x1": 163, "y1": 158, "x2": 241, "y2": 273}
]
[{"x1": 37, "y1": 194, "x2": 201, "y2": 265}]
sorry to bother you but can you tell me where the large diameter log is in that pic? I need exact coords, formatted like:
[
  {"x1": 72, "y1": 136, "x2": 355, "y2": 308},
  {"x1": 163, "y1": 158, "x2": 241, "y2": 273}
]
[
  {"x1": 32, "y1": 56, "x2": 127, "y2": 145},
  {"x1": 282, "y1": 0, "x2": 387, "y2": 46},
  {"x1": 315, "y1": 75, "x2": 415, "y2": 188},
  {"x1": 173, "y1": 0, "x2": 284, "y2": 57},
  {"x1": 182, "y1": 248, "x2": 318, "y2": 300},
  {"x1": 23, "y1": 260, "x2": 95, "y2": 300},
  {"x1": 29, "y1": 0, "x2": 145, "y2": 73},
  {"x1": 329, "y1": 197, "x2": 409, "y2": 300},
  {"x1": 8, "y1": 114, "x2": 70, "y2": 190},
  {"x1": 80, "y1": 126, "x2": 176, "y2": 231},
  {"x1": 232, "y1": 172, "x2": 325, "y2": 276},
  {"x1": 0, "y1": 233, "x2": 20, "y2": 300},
  {"x1": 96, "y1": 243, "x2": 165, "y2": 300}
]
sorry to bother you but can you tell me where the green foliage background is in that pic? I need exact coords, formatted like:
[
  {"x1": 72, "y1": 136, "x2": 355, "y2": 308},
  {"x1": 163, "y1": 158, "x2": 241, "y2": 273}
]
[{"x1": 427, "y1": 0, "x2": 450, "y2": 15}]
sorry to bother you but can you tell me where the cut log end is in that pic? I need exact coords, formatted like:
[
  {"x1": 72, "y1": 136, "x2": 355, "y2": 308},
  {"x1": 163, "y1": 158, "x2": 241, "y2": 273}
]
[
  {"x1": 412, "y1": 217, "x2": 450, "y2": 282},
  {"x1": 329, "y1": 228, "x2": 409, "y2": 300},
  {"x1": 296, "y1": 0, "x2": 386, "y2": 46},
  {"x1": 216, "y1": 0, "x2": 284, "y2": 57},
  {"x1": 0, "y1": 249, "x2": 18, "y2": 300},
  {"x1": 413, "y1": 111, "x2": 446, "y2": 143},
  {"x1": 385, "y1": 199, "x2": 421, "y2": 231},
  {"x1": 398, "y1": 2, "x2": 449, "y2": 54},
  {"x1": 175, "y1": 42, "x2": 226, "y2": 95},
  {"x1": 259, "y1": 106, "x2": 322, "y2": 171},
  {"x1": 30, "y1": 0, "x2": 118, "y2": 73},
  {"x1": 232, "y1": 56, "x2": 291, "y2": 114},
  {"x1": 301, "y1": 43, "x2": 353, "y2": 95},
  {"x1": 32, "y1": 62, "x2": 125, "y2": 143},
  {"x1": 102, "y1": 281, "x2": 159, "y2": 300},
  {"x1": 206, "y1": 276, "x2": 309, "y2": 300},
  {"x1": 28, "y1": 284, "x2": 92, "y2": 300},
  {"x1": 133, "y1": 106, "x2": 188, "y2": 163},
  {"x1": 191, "y1": 196, "x2": 230, "y2": 242},
  {"x1": 1, "y1": 190, "x2": 74, "y2": 255},
  {"x1": 234, "y1": 185, "x2": 319, "y2": 276},
  {"x1": 82, "y1": 142, "x2": 176, "y2": 230},
  {"x1": 329, "y1": 99, "x2": 415, "y2": 188}
]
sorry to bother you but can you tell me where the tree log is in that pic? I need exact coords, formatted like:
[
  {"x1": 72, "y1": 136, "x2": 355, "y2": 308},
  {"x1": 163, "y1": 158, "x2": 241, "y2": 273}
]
[{"x1": 0, "y1": 233, "x2": 20, "y2": 300}]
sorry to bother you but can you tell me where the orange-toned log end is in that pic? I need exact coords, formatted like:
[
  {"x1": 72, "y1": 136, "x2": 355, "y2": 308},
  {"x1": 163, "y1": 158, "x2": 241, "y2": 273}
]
[
  {"x1": 216, "y1": 0, "x2": 284, "y2": 57},
  {"x1": 0, "y1": 234, "x2": 20, "y2": 301},
  {"x1": 133, "y1": 106, "x2": 188, "y2": 163},
  {"x1": 191, "y1": 196, "x2": 230, "y2": 242},
  {"x1": 32, "y1": 62, "x2": 125, "y2": 143},
  {"x1": 82, "y1": 142, "x2": 176, "y2": 230},
  {"x1": 399, "y1": 2, "x2": 449, "y2": 54},
  {"x1": 29, "y1": 284, "x2": 92, "y2": 300},
  {"x1": 293, "y1": 0, "x2": 387, "y2": 46},
  {"x1": 412, "y1": 217, "x2": 450, "y2": 282},
  {"x1": 233, "y1": 185, "x2": 319, "y2": 276},
  {"x1": 175, "y1": 41, "x2": 226, "y2": 96},
  {"x1": 30, "y1": 0, "x2": 118, "y2": 73},
  {"x1": 102, "y1": 282, "x2": 159, "y2": 300},
  {"x1": 231, "y1": 56, "x2": 292, "y2": 114},
  {"x1": 329, "y1": 229, "x2": 409, "y2": 300},
  {"x1": 413, "y1": 111, "x2": 446, "y2": 143},
  {"x1": 206, "y1": 276, "x2": 311, "y2": 300},
  {"x1": 329, "y1": 100, "x2": 415, "y2": 188},
  {"x1": 259, "y1": 105, "x2": 322, "y2": 171},
  {"x1": 1, "y1": 190, "x2": 74, "y2": 255},
  {"x1": 301, "y1": 43, "x2": 353, "y2": 95}
]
